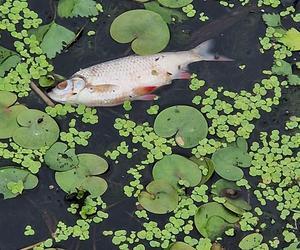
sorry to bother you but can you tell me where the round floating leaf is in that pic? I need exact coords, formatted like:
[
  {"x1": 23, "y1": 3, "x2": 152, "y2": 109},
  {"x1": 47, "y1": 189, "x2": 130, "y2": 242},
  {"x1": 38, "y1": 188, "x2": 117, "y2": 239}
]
[
  {"x1": 158, "y1": 0, "x2": 193, "y2": 8},
  {"x1": 169, "y1": 242, "x2": 196, "y2": 250},
  {"x1": 239, "y1": 233, "x2": 263, "y2": 250},
  {"x1": 44, "y1": 142, "x2": 79, "y2": 171},
  {"x1": 194, "y1": 202, "x2": 239, "y2": 240},
  {"x1": 154, "y1": 106, "x2": 208, "y2": 148},
  {"x1": 190, "y1": 156, "x2": 215, "y2": 184},
  {"x1": 55, "y1": 153, "x2": 109, "y2": 197},
  {"x1": 13, "y1": 109, "x2": 60, "y2": 149},
  {"x1": 0, "y1": 91, "x2": 27, "y2": 139},
  {"x1": 205, "y1": 216, "x2": 230, "y2": 241},
  {"x1": 110, "y1": 10, "x2": 170, "y2": 55},
  {"x1": 0, "y1": 167, "x2": 38, "y2": 199},
  {"x1": 138, "y1": 180, "x2": 179, "y2": 214},
  {"x1": 212, "y1": 146, "x2": 251, "y2": 181},
  {"x1": 236, "y1": 137, "x2": 248, "y2": 152},
  {"x1": 153, "y1": 154, "x2": 202, "y2": 188}
]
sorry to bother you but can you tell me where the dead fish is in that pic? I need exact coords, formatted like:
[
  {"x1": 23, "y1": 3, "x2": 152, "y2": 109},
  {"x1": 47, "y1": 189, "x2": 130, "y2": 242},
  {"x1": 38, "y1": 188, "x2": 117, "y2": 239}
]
[{"x1": 48, "y1": 40, "x2": 232, "y2": 107}]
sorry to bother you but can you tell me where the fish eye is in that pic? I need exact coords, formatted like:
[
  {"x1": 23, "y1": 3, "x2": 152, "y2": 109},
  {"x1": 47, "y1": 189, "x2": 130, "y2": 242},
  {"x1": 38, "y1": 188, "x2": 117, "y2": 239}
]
[{"x1": 57, "y1": 81, "x2": 68, "y2": 90}]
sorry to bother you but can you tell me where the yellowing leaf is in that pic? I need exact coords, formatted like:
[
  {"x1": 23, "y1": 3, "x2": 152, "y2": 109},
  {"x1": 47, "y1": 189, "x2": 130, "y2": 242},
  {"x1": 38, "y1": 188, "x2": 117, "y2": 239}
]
[{"x1": 279, "y1": 28, "x2": 300, "y2": 51}]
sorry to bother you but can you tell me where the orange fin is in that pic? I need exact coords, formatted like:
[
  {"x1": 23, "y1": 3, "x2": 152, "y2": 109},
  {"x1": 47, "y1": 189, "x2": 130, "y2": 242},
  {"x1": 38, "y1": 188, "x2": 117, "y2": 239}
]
[
  {"x1": 135, "y1": 94, "x2": 159, "y2": 101},
  {"x1": 87, "y1": 84, "x2": 119, "y2": 93},
  {"x1": 133, "y1": 86, "x2": 157, "y2": 96}
]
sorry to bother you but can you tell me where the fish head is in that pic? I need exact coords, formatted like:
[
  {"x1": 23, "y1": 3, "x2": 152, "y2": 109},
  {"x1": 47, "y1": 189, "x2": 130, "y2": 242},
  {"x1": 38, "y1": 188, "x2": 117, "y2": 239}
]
[{"x1": 48, "y1": 77, "x2": 86, "y2": 103}]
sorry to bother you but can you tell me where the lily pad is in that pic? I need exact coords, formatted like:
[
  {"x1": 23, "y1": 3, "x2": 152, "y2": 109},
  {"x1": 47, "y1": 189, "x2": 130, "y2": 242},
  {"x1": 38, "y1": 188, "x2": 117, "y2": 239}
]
[
  {"x1": 13, "y1": 109, "x2": 60, "y2": 149},
  {"x1": 239, "y1": 233, "x2": 263, "y2": 250},
  {"x1": 194, "y1": 202, "x2": 239, "y2": 240},
  {"x1": 0, "y1": 91, "x2": 27, "y2": 139},
  {"x1": 190, "y1": 156, "x2": 215, "y2": 184},
  {"x1": 138, "y1": 180, "x2": 179, "y2": 214},
  {"x1": 152, "y1": 154, "x2": 202, "y2": 188},
  {"x1": 212, "y1": 146, "x2": 251, "y2": 181},
  {"x1": 158, "y1": 0, "x2": 193, "y2": 8},
  {"x1": 0, "y1": 167, "x2": 38, "y2": 199},
  {"x1": 55, "y1": 154, "x2": 108, "y2": 197},
  {"x1": 212, "y1": 179, "x2": 251, "y2": 215},
  {"x1": 168, "y1": 242, "x2": 196, "y2": 250},
  {"x1": 110, "y1": 10, "x2": 170, "y2": 55},
  {"x1": 154, "y1": 106, "x2": 208, "y2": 148},
  {"x1": 44, "y1": 142, "x2": 79, "y2": 171}
]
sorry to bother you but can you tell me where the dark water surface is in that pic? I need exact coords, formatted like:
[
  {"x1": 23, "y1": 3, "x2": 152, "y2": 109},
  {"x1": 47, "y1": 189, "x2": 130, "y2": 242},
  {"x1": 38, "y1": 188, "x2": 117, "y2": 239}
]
[{"x1": 0, "y1": 1, "x2": 299, "y2": 250}]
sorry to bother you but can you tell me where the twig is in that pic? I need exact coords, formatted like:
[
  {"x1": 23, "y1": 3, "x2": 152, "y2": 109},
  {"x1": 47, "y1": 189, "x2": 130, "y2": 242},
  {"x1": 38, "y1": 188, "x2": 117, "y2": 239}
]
[
  {"x1": 19, "y1": 240, "x2": 45, "y2": 250},
  {"x1": 30, "y1": 81, "x2": 55, "y2": 107}
]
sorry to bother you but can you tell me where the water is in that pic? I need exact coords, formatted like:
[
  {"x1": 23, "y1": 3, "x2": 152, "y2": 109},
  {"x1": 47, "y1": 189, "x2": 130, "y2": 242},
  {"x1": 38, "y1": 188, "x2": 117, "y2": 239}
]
[{"x1": 0, "y1": 1, "x2": 299, "y2": 249}]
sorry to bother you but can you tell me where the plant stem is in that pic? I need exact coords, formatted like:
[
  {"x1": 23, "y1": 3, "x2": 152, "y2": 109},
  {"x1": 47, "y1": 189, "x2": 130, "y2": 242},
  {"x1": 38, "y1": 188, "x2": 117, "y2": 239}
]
[{"x1": 30, "y1": 81, "x2": 55, "y2": 107}]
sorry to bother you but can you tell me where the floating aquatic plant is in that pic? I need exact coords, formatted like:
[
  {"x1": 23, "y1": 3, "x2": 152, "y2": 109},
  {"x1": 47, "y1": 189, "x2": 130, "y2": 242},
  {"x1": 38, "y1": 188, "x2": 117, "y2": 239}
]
[
  {"x1": 0, "y1": 91, "x2": 27, "y2": 139},
  {"x1": 55, "y1": 154, "x2": 108, "y2": 197},
  {"x1": 31, "y1": 22, "x2": 75, "y2": 59},
  {"x1": 110, "y1": 9, "x2": 170, "y2": 55},
  {"x1": 154, "y1": 105, "x2": 208, "y2": 148},
  {"x1": 0, "y1": 167, "x2": 38, "y2": 199},
  {"x1": 158, "y1": 0, "x2": 193, "y2": 8},
  {"x1": 212, "y1": 138, "x2": 251, "y2": 181},
  {"x1": 194, "y1": 202, "x2": 239, "y2": 240},
  {"x1": 152, "y1": 154, "x2": 202, "y2": 188},
  {"x1": 168, "y1": 242, "x2": 196, "y2": 250},
  {"x1": 190, "y1": 156, "x2": 215, "y2": 184},
  {"x1": 238, "y1": 233, "x2": 264, "y2": 250},
  {"x1": 12, "y1": 109, "x2": 60, "y2": 149},
  {"x1": 0, "y1": 46, "x2": 21, "y2": 77},
  {"x1": 138, "y1": 180, "x2": 179, "y2": 214},
  {"x1": 57, "y1": 0, "x2": 102, "y2": 18}
]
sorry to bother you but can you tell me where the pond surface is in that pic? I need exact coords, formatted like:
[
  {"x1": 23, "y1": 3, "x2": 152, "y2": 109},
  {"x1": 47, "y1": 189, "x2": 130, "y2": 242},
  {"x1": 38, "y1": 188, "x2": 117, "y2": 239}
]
[{"x1": 0, "y1": 0, "x2": 299, "y2": 250}]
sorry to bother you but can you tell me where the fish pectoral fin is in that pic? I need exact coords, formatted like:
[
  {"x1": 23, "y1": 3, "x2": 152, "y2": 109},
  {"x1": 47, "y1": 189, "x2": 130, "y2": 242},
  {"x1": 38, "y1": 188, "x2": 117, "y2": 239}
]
[
  {"x1": 87, "y1": 84, "x2": 119, "y2": 93},
  {"x1": 132, "y1": 86, "x2": 158, "y2": 96},
  {"x1": 135, "y1": 94, "x2": 159, "y2": 101}
]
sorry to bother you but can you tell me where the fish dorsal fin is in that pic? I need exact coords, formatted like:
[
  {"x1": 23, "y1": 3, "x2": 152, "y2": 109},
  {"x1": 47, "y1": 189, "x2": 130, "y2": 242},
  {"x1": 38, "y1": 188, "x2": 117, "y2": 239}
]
[
  {"x1": 132, "y1": 86, "x2": 158, "y2": 96},
  {"x1": 87, "y1": 84, "x2": 119, "y2": 93}
]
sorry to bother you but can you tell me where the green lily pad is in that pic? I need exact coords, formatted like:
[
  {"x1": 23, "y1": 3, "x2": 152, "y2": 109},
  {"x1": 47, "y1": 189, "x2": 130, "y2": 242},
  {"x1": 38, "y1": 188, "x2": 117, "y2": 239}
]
[
  {"x1": 0, "y1": 91, "x2": 27, "y2": 139},
  {"x1": 110, "y1": 10, "x2": 170, "y2": 55},
  {"x1": 190, "y1": 156, "x2": 215, "y2": 184},
  {"x1": 152, "y1": 154, "x2": 202, "y2": 188},
  {"x1": 239, "y1": 233, "x2": 263, "y2": 250},
  {"x1": 158, "y1": 0, "x2": 193, "y2": 8},
  {"x1": 212, "y1": 179, "x2": 251, "y2": 214},
  {"x1": 55, "y1": 153, "x2": 108, "y2": 197},
  {"x1": 13, "y1": 109, "x2": 60, "y2": 149},
  {"x1": 138, "y1": 180, "x2": 179, "y2": 214},
  {"x1": 154, "y1": 106, "x2": 208, "y2": 148},
  {"x1": 194, "y1": 202, "x2": 239, "y2": 240},
  {"x1": 0, "y1": 167, "x2": 38, "y2": 199},
  {"x1": 44, "y1": 142, "x2": 79, "y2": 171},
  {"x1": 212, "y1": 146, "x2": 251, "y2": 181},
  {"x1": 168, "y1": 242, "x2": 196, "y2": 250}
]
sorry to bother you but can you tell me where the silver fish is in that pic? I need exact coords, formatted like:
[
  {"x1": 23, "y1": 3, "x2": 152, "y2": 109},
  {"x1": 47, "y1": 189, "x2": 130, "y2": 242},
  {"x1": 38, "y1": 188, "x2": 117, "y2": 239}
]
[{"x1": 48, "y1": 40, "x2": 232, "y2": 107}]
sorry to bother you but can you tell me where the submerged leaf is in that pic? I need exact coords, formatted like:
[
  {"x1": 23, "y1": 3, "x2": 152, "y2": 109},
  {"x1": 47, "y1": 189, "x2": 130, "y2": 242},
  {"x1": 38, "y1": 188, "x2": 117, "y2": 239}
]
[
  {"x1": 154, "y1": 105, "x2": 208, "y2": 148},
  {"x1": 110, "y1": 10, "x2": 170, "y2": 55},
  {"x1": 272, "y1": 60, "x2": 292, "y2": 76},
  {"x1": 279, "y1": 28, "x2": 300, "y2": 51},
  {"x1": 158, "y1": 0, "x2": 193, "y2": 8},
  {"x1": 0, "y1": 46, "x2": 21, "y2": 77},
  {"x1": 153, "y1": 154, "x2": 202, "y2": 188},
  {"x1": 0, "y1": 91, "x2": 27, "y2": 139},
  {"x1": 0, "y1": 167, "x2": 38, "y2": 199},
  {"x1": 58, "y1": 0, "x2": 100, "y2": 18},
  {"x1": 138, "y1": 180, "x2": 179, "y2": 214},
  {"x1": 31, "y1": 22, "x2": 75, "y2": 58},
  {"x1": 13, "y1": 109, "x2": 60, "y2": 149}
]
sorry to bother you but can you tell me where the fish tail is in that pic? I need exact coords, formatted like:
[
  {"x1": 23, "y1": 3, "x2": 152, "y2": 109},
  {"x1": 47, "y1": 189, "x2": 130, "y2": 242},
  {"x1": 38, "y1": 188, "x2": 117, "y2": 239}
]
[{"x1": 190, "y1": 39, "x2": 234, "y2": 62}]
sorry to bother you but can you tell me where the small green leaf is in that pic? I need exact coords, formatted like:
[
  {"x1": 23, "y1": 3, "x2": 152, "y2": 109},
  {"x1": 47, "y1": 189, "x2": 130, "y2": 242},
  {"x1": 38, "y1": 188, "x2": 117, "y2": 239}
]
[
  {"x1": 0, "y1": 46, "x2": 21, "y2": 77},
  {"x1": 169, "y1": 242, "x2": 196, "y2": 250},
  {"x1": 58, "y1": 0, "x2": 101, "y2": 18},
  {"x1": 190, "y1": 156, "x2": 215, "y2": 184},
  {"x1": 239, "y1": 233, "x2": 263, "y2": 250},
  {"x1": 31, "y1": 22, "x2": 75, "y2": 59},
  {"x1": 262, "y1": 13, "x2": 281, "y2": 27},
  {"x1": 158, "y1": 0, "x2": 193, "y2": 8},
  {"x1": 271, "y1": 60, "x2": 292, "y2": 76},
  {"x1": 279, "y1": 28, "x2": 300, "y2": 51}
]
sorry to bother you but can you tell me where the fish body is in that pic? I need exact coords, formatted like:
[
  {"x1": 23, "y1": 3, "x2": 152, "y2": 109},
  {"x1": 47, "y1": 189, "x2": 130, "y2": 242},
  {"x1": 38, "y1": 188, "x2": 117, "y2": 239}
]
[{"x1": 48, "y1": 40, "x2": 231, "y2": 107}]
